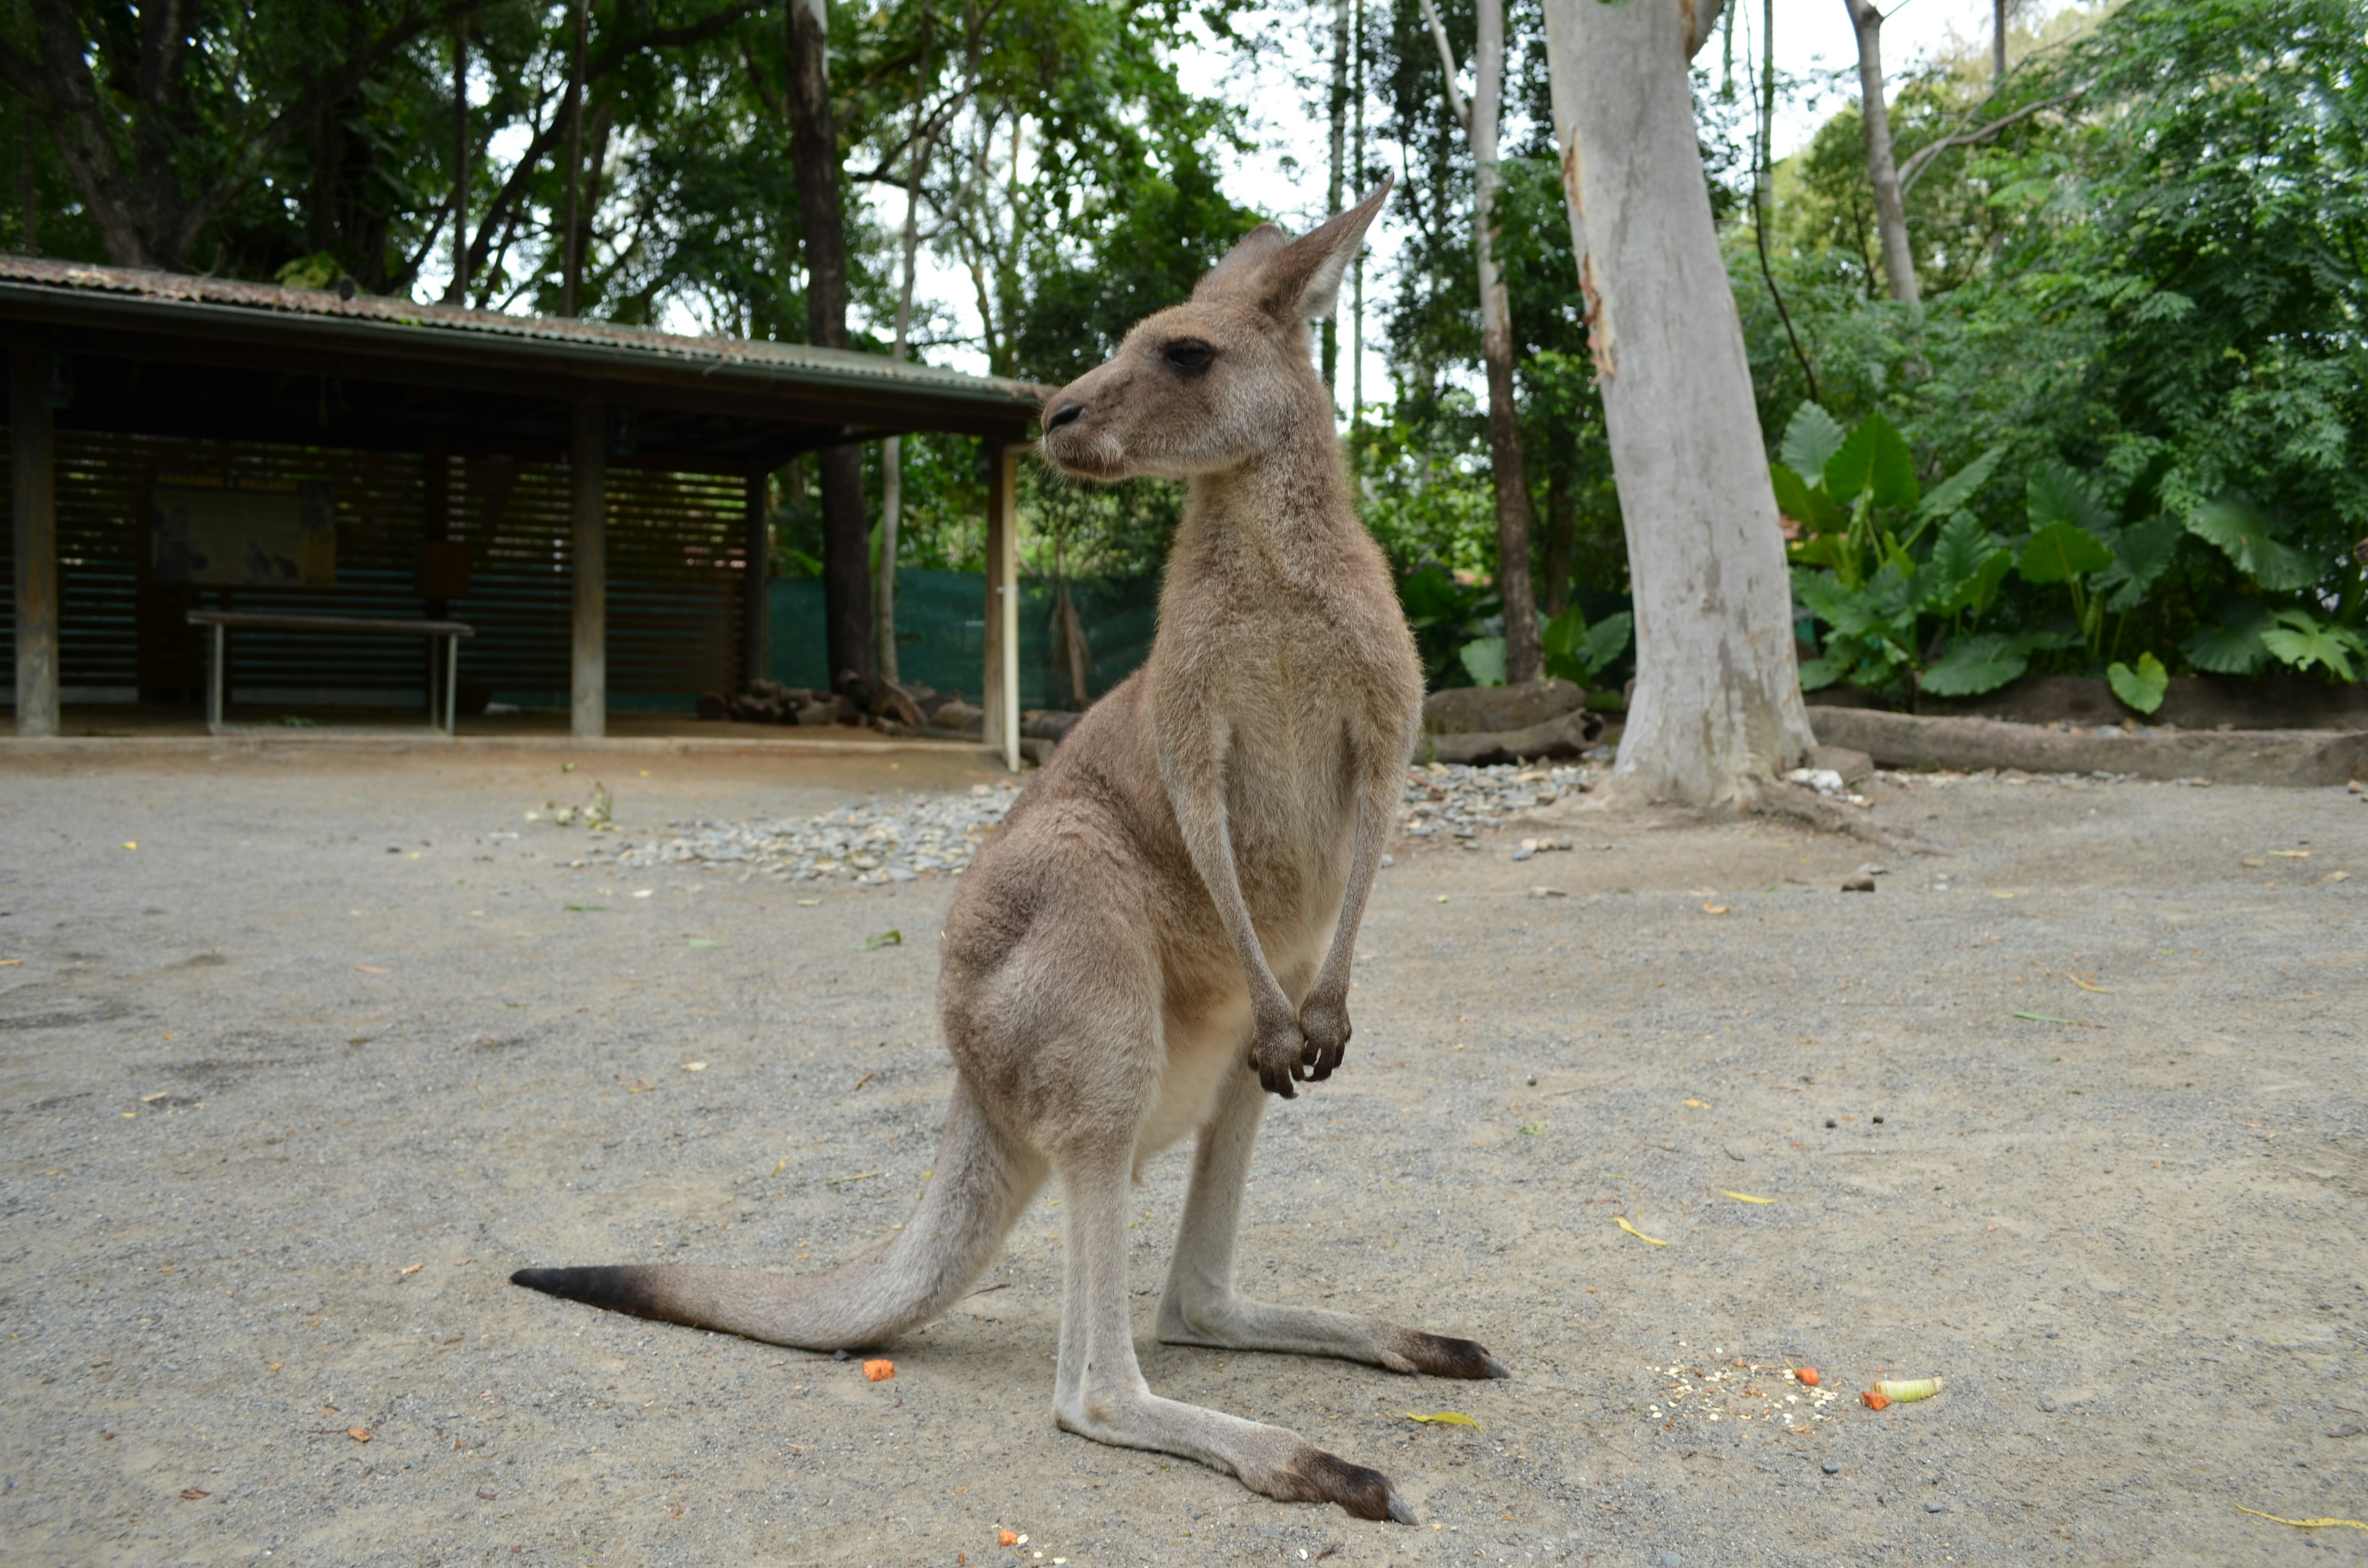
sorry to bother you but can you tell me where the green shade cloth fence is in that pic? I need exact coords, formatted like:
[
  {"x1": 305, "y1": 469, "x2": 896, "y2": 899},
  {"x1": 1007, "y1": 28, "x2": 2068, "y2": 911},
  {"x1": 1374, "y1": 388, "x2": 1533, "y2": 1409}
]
[{"x1": 770, "y1": 567, "x2": 1161, "y2": 710}]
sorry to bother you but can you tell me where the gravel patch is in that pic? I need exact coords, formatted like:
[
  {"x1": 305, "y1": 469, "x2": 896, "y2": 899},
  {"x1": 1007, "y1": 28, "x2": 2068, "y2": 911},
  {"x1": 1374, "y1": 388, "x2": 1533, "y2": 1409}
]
[{"x1": 590, "y1": 757, "x2": 1616, "y2": 884}]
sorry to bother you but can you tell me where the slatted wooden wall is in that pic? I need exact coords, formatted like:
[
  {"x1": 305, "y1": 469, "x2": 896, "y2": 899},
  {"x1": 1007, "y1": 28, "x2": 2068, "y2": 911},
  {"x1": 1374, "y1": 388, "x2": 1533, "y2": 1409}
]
[{"x1": 0, "y1": 429, "x2": 748, "y2": 707}]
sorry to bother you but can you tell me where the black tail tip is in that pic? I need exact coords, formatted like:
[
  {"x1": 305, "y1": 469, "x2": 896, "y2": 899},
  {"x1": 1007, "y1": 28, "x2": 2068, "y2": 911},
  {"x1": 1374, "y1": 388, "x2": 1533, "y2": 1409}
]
[{"x1": 509, "y1": 1264, "x2": 664, "y2": 1318}]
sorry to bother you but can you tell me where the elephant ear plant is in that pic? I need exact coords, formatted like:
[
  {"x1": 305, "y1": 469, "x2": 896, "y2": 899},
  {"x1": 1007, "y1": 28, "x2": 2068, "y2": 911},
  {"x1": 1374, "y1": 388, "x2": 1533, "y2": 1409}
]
[{"x1": 1774, "y1": 404, "x2": 2032, "y2": 697}]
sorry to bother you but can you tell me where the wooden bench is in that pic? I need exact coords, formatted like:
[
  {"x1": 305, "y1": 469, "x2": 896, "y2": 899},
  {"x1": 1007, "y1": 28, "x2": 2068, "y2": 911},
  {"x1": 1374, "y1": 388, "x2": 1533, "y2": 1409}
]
[{"x1": 186, "y1": 610, "x2": 476, "y2": 736}]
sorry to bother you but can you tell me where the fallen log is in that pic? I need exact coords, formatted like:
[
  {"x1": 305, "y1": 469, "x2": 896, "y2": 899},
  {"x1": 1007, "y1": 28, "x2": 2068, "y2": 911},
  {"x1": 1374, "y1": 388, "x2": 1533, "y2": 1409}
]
[
  {"x1": 1422, "y1": 708, "x2": 1605, "y2": 766},
  {"x1": 1808, "y1": 707, "x2": 2368, "y2": 788}
]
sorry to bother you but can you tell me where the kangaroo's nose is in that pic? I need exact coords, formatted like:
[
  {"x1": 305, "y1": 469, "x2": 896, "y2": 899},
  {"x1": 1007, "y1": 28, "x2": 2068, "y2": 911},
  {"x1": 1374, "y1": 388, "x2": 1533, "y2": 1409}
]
[{"x1": 1045, "y1": 401, "x2": 1085, "y2": 432}]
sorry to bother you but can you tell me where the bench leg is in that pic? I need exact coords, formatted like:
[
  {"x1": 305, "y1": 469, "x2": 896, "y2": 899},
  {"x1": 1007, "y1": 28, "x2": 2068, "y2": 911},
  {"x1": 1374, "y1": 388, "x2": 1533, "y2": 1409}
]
[{"x1": 207, "y1": 623, "x2": 224, "y2": 734}]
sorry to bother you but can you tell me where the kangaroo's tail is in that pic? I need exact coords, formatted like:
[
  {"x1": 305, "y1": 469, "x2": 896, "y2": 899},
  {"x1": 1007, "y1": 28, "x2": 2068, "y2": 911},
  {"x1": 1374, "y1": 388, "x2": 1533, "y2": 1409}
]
[{"x1": 512, "y1": 1078, "x2": 1040, "y2": 1349}]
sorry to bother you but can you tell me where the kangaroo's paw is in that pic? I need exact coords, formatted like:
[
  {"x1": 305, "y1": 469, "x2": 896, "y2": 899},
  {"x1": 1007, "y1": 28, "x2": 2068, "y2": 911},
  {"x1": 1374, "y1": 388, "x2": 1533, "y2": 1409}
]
[
  {"x1": 1268, "y1": 1444, "x2": 1416, "y2": 1524},
  {"x1": 1381, "y1": 1327, "x2": 1509, "y2": 1381}
]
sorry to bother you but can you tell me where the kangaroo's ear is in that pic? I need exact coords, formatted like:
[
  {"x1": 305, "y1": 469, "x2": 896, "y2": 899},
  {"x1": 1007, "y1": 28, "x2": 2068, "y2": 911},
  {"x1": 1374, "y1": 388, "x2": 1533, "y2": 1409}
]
[
  {"x1": 1193, "y1": 224, "x2": 1289, "y2": 301},
  {"x1": 1251, "y1": 178, "x2": 1392, "y2": 324}
]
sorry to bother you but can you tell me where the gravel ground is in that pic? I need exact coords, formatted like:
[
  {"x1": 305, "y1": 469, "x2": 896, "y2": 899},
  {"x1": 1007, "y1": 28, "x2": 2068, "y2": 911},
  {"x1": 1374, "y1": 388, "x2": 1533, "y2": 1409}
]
[{"x1": 1, "y1": 744, "x2": 2363, "y2": 1568}]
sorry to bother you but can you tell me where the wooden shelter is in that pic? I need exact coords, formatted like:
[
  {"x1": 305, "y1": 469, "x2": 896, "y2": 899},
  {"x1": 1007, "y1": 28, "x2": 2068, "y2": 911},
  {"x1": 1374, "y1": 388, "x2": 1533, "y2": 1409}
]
[{"x1": 1, "y1": 258, "x2": 1038, "y2": 761}]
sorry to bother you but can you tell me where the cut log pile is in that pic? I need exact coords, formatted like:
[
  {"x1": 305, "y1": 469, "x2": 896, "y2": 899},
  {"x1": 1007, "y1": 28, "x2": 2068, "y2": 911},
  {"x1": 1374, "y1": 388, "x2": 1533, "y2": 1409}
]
[{"x1": 696, "y1": 678, "x2": 966, "y2": 733}]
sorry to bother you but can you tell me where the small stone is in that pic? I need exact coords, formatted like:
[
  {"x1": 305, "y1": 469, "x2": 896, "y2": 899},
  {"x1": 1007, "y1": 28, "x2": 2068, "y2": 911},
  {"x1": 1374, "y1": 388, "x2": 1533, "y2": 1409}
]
[
  {"x1": 1661, "y1": 1554, "x2": 1683, "y2": 1568},
  {"x1": 2037, "y1": 1396, "x2": 2057, "y2": 1412},
  {"x1": 1925, "y1": 1502, "x2": 1949, "y2": 1514},
  {"x1": 1822, "y1": 1459, "x2": 1841, "y2": 1475}
]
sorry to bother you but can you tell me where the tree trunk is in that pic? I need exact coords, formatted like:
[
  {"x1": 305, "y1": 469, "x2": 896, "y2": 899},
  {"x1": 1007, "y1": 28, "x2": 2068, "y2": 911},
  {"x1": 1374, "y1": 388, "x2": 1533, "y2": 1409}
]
[
  {"x1": 877, "y1": 81, "x2": 938, "y2": 686},
  {"x1": 1322, "y1": 0, "x2": 1349, "y2": 404},
  {"x1": 1542, "y1": 442, "x2": 1574, "y2": 619},
  {"x1": 1541, "y1": 0, "x2": 1814, "y2": 805},
  {"x1": 1471, "y1": 0, "x2": 1540, "y2": 684},
  {"x1": 1992, "y1": 0, "x2": 2007, "y2": 79},
  {"x1": 561, "y1": 0, "x2": 588, "y2": 316},
  {"x1": 446, "y1": 18, "x2": 469, "y2": 304},
  {"x1": 785, "y1": 0, "x2": 872, "y2": 691},
  {"x1": 1842, "y1": 0, "x2": 1918, "y2": 304},
  {"x1": 1349, "y1": 0, "x2": 1366, "y2": 438}
]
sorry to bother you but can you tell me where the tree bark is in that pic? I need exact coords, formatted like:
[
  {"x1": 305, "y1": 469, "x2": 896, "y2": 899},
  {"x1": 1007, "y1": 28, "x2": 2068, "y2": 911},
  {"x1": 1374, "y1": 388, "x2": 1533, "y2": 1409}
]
[
  {"x1": 1542, "y1": 443, "x2": 1574, "y2": 619},
  {"x1": 1841, "y1": 0, "x2": 1918, "y2": 304},
  {"x1": 446, "y1": 18, "x2": 469, "y2": 303},
  {"x1": 1471, "y1": 0, "x2": 1540, "y2": 683},
  {"x1": 1541, "y1": 0, "x2": 1815, "y2": 804},
  {"x1": 561, "y1": 0, "x2": 587, "y2": 316},
  {"x1": 785, "y1": 0, "x2": 872, "y2": 691},
  {"x1": 877, "y1": 62, "x2": 939, "y2": 686},
  {"x1": 1322, "y1": 0, "x2": 1349, "y2": 403},
  {"x1": 1421, "y1": 0, "x2": 1540, "y2": 684},
  {"x1": 1992, "y1": 0, "x2": 2007, "y2": 80}
]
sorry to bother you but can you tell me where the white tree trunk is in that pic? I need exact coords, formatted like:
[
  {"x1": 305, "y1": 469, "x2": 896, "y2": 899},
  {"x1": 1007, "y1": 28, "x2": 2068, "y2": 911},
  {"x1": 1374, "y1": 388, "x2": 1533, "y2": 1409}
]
[{"x1": 1541, "y1": 0, "x2": 1814, "y2": 805}]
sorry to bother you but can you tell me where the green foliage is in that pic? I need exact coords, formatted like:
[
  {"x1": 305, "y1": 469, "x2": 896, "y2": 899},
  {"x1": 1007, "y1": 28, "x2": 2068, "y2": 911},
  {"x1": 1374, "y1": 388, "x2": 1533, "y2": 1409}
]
[
  {"x1": 1458, "y1": 638, "x2": 1507, "y2": 688},
  {"x1": 2259, "y1": 610, "x2": 2366, "y2": 683},
  {"x1": 1733, "y1": 0, "x2": 2366, "y2": 700},
  {"x1": 1540, "y1": 604, "x2": 1633, "y2": 686},
  {"x1": 2107, "y1": 652, "x2": 2169, "y2": 715}
]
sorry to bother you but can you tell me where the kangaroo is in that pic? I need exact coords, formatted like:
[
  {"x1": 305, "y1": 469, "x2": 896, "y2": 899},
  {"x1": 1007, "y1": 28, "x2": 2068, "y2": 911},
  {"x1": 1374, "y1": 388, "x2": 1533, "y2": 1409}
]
[{"x1": 511, "y1": 179, "x2": 1503, "y2": 1523}]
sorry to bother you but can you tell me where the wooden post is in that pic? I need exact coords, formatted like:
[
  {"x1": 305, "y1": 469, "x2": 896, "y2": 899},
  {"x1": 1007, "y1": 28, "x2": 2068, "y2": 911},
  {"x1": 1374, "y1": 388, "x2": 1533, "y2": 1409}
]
[
  {"x1": 742, "y1": 463, "x2": 769, "y2": 690},
  {"x1": 570, "y1": 399, "x2": 606, "y2": 739},
  {"x1": 10, "y1": 348, "x2": 59, "y2": 737},
  {"x1": 982, "y1": 441, "x2": 1020, "y2": 771},
  {"x1": 423, "y1": 437, "x2": 450, "y2": 717}
]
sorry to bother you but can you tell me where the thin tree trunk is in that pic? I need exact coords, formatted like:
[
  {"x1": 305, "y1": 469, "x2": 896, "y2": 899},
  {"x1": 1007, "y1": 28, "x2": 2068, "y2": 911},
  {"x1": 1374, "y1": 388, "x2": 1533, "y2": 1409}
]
[
  {"x1": 785, "y1": 0, "x2": 871, "y2": 691},
  {"x1": 1992, "y1": 0, "x2": 2007, "y2": 79},
  {"x1": 15, "y1": 135, "x2": 33, "y2": 254},
  {"x1": 1470, "y1": 0, "x2": 1540, "y2": 683},
  {"x1": 878, "y1": 69, "x2": 939, "y2": 686},
  {"x1": 561, "y1": 0, "x2": 586, "y2": 316},
  {"x1": 1322, "y1": 0, "x2": 1349, "y2": 404},
  {"x1": 446, "y1": 18, "x2": 469, "y2": 304},
  {"x1": 1543, "y1": 443, "x2": 1574, "y2": 619},
  {"x1": 1349, "y1": 0, "x2": 1365, "y2": 441},
  {"x1": 1841, "y1": 0, "x2": 1918, "y2": 304},
  {"x1": 1542, "y1": 0, "x2": 1814, "y2": 803},
  {"x1": 1419, "y1": 0, "x2": 1539, "y2": 683}
]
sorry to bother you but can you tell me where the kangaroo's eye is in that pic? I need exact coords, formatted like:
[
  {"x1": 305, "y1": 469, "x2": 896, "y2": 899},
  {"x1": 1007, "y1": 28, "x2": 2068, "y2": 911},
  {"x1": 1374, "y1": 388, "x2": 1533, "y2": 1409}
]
[{"x1": 1163, "y1": 340, "x2": 1215, "y2": 373}]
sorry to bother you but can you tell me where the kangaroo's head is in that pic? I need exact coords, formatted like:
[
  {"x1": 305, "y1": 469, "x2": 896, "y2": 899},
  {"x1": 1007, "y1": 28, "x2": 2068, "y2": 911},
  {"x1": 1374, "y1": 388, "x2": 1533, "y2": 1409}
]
[{"x1": 1038, "y1": 180, "x2": 1391, "y2": 482}]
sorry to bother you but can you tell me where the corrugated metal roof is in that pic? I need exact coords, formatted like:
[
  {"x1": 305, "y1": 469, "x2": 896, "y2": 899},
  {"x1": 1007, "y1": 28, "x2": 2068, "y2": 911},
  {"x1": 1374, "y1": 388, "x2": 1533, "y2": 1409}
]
[{"x1": 0, "y1": 255, "x2": 1048, "y2": 414}]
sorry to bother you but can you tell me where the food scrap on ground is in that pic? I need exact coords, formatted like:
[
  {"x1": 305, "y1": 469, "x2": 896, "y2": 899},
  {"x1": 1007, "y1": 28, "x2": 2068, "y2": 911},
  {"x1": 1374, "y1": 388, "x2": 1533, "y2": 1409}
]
[
  {"x1": 1860, "y1": 1390, "x2": 1891, "y2": 1411},
  {"x1": 1645, "y1": 1358, "x2": 1840, "y2": 1429},
  {"x1": 1872, "y1": 1376, "x2": 1944, "y2": 1403},
  {"x1": 863, "y1": 1359, "x2": 895, "y2": 1382}
]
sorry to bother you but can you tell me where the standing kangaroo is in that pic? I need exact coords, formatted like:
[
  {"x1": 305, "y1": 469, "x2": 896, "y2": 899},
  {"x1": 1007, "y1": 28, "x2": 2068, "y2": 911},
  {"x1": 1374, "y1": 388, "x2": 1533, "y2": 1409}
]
[{"x1": 512, "y1": 181, "x2": 1503, "y2": 1522}]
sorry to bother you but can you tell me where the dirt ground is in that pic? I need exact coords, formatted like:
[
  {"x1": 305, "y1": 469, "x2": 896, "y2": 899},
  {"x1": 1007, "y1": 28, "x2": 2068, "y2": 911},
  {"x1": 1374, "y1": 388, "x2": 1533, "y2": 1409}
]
[{"x1": 1, "y1": 743, "x2": 2362, "y2": 1567}]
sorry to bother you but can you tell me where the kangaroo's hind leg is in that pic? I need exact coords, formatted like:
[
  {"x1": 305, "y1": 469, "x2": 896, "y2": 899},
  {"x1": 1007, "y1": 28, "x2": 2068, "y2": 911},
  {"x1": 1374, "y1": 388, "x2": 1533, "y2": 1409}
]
[
  {"x1": 1154, "y1": 1067, "x2": 1507, "y2": 1379},
  {"x1": 1050, "y1": 1134, "x2": 1413, "y2": 1521}
]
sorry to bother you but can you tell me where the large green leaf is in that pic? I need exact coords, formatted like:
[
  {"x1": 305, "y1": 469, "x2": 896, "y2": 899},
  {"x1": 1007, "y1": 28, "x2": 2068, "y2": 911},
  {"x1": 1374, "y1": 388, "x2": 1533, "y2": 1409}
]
[
  {"x1": 1919, "y1": 511, "x2": 2012, "y2": 617},
  {"x1": 1770, "y1": 463, "x2": 1844, "y2": 535},
  {"x1": 2185, "y1": 499, "x2": 2322, "y2": 592},
  {"x1": 1920, "y1": 633, "x2": 2031, "y2": 696},
  {"x1": 1779, "y1": 403, "x2": 1848, "y2": 483},
  {"x1": 2181, "y1": 602, "x2": 2272, "y2": 675},
  {"x1": 1825, "y1": 411, "x2": 1918, "y2": 511},
  {"x1": 1575, "y1": 612, "x2": 1634, "y2": 681},
  {"x1": 1796, "y1": 651, "x2": 1849, "y2": 692},
  {"x1": 2261, "y1": 610, "x2": 2365, "y2": 682},
  {"x1": 2106, "y1": 652, "x2": 2169, "y2": 714},
  {"x1": 1458, "y1": 637, "x2": 1507, "y2": 688},
  {"x1": 2099, "y1": 513, "x2": 2183, "y2": 612},
  {"x1": 1916, "y1": 446, "x2": 2005, "y2": 520},
  {"x1": 2026, "y1": 458, "x2": 2114, "y2": 536},
  {"x1": 2018, "y1": 520, "x2": 2116, "y2": 584}
]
